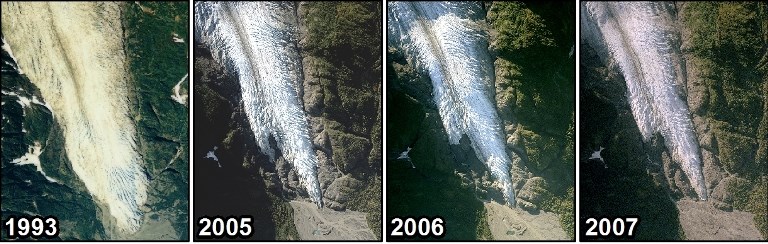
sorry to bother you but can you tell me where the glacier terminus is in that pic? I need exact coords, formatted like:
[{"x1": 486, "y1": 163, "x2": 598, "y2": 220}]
[
  {"x1": 195, "y1": 2, "x2": 324, "y2": 208},
  {"x1": 581, "y1": 2, "x2": 708, "y2": 200},
  {"x1": 388, "y1": 1, "x2": 519, "y2": 207}
]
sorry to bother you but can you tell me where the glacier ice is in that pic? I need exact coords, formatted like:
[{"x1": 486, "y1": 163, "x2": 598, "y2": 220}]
[
  {"x1": 2, "y1": 2, "x2": 149, "y2": 232},
  {"x1": 388, "y1": 2, "x2": 517, "y2": 206},
  {"x1": 581, "y1": 2, "x2": 708, "y2": 200},
  {"x1": 195, "y1": 2, "x2": 323, "y2": 208}
]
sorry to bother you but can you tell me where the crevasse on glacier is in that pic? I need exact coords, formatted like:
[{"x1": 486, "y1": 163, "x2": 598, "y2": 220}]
[
  {"x1": 195, "y1": 2, "x2": 323, "y2": 208},
  {"x1": 2, "y1": 2, "x2": 148, "y2": 232},
  {"x1": 581, "y1": 2, "x2": 708, "y2": 200},
  {"x1": 388, "y1": 2, "x2": 517, "y2": 206}
]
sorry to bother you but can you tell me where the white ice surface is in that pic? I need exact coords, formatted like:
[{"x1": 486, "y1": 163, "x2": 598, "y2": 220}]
[
  {"x1": 388, "y1": 2, "x2": 517, "y2": 206},
  {"x1": 582, "y1": 2, "x2": 707, "y2": 200},
  {"x1": 195, "y1": 2, "x2": 323, "y2": 208}
]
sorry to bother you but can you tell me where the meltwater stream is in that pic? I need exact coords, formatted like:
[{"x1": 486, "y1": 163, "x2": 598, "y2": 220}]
[
  {"x1": 581, "y1": 2, "x2": 707, "y2": 200},
  {"x1": 388, "y1": 2, "x2": 517, "y2": 206},
  {"x1": 195, "y1": 2, "x2": 323, "y2": 208}
]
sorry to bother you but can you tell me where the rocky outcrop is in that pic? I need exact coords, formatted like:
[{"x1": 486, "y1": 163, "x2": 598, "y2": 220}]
[
  {"x1": 487, "y1": 2, "x2": 576, "y2": 238},
  {"x1": 678, "y1": 2, "x2": 767, "y2": 239},
  {"x1": 295, "y1": 2, "x2": 382, "y2": 238}
]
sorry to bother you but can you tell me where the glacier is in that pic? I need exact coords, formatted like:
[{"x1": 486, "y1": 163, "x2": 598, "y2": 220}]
[
  {"x1": 581, "y1": 2, "x2": 708, "y2": 200},
  {"x1": 2, "y1": 2, "x2": 149, "y2": 232},
  {"x1": 388, "y1": 2, "x2": 517, "y2": 206},
  {"x1": 195, "y1": 2, "x2": 323, "y2": 208}
]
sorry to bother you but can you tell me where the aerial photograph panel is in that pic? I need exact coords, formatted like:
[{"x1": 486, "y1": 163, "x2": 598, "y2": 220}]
[
  {"x1": 580, "y1": 1, "x2": 767, "y2": 240},
  {"x1": 387, "y1": 1, "x2": 575, "y2": 240},
  {"x1": 1, "y1": 2, "x2": 189, "y2": 240},
  {"x1": 193, "y1": 1, "x2": 382, "y2": 241}
]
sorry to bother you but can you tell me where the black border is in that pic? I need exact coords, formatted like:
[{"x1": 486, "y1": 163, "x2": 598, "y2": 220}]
[{"x1": 383, "y1": 0, "x2": 576, "y2": 242}]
